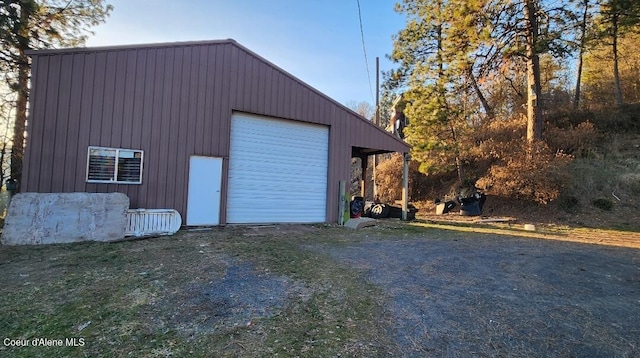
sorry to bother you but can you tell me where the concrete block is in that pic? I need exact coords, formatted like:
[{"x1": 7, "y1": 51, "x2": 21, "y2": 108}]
[
  {"x1": 2, "y1": 192, "x2": 129, "y2": 245},
  {"x1": 345, "y1": 217, "x2": 377, "y2": 229}
]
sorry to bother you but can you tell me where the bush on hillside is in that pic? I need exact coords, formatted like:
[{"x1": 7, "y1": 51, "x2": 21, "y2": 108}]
[
  {"x1": 476, "y1": 141, "x2": 572, "y2": 204},
  {"x1": 545, "y1": 121, "x2": 600, "y2": 158},
  {"x1": 593, "y1": 198, "x2": 614, "y2": 211},
  {"x1": 375, "y1": 105, "x2": 638, "y2": 206},
  {"x1": 374, "y1": 153, "x2": 433, "y2": 203},
  {"x1": 590, "y1": 104, "x2": 640, "y2": 133}
]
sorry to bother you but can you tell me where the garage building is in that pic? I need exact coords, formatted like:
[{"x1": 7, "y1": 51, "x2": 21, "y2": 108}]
[{"x1": 22, "y1": 39, "x2": 409, "y2": 225}]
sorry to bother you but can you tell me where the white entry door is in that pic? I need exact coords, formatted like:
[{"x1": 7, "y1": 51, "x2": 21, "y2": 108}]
[{"x1": 187, "y1": 156, "x2": 223, "y2": 225}]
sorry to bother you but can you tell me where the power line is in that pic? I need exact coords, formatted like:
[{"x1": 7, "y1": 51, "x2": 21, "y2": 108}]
[{"x1": 356, "y1": 0, "x2": 375, "y2": 105}]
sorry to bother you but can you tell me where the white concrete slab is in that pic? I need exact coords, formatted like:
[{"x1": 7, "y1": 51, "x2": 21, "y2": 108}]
[
  {"x1": 345, "y1": 217, "x2": 377, "y2": 229},
  {"x1": 2, "y1": 192, "x2": 129, "y2": 245}
]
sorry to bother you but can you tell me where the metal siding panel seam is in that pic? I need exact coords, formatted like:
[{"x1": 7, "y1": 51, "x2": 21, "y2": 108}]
[
  {"x1": 39, "y1": 55, "x2": 62, "y2": 192},
  {"x1": 53, "y1": 54, "x2": 73, "y2": 192}
]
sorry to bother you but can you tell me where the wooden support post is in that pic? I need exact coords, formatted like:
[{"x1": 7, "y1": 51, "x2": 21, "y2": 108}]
[
  {"x1": 372, "y1": 155, "x2": 377, "y2": 199},
  {"x1": 402, "y1": 153, "x2": 409, "y2": 221},
  {"x1": 338, "y1": 180, "x2": 346, "y2": 225},
  {"x1": 360, "y1": 156, "x2": 367, "y2": 198},
  {"x1": 374, "y1": 57, "x2": 380, "y2": 200}
]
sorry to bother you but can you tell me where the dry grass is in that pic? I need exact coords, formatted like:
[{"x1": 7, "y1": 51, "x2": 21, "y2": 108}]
[
  {"x1": 381, "y1": 131, "x2": 640, "y2": 234},
  {"x1": 1, "y1": 221, "x2": 638, "y2": 356},
  {"x1": 410, "y1": 219, "x2": 640, "y2": 249},
  {"x1": 0, "y1": 225, "x2": 394, "y2": 357}
]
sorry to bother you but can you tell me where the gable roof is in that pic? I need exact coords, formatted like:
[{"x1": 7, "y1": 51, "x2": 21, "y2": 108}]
[{"x1": 28, "y1": 39, "x2": 410, "y2": 154}]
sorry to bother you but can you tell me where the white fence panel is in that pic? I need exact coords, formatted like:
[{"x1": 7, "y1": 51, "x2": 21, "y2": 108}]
[{"x1": 125, "y1": 209, "x2": 182, "y2": 237}]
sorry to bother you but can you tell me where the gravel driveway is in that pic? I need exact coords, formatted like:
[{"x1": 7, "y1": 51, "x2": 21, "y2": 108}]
[{"x1": 310, "y1": 232, "x2": 640, "y2": 357}]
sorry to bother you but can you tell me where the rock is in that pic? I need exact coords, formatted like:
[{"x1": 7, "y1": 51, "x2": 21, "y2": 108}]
[
  {"x1": 344, "y1": 217, "x2": 377, "y2": 229},
  {"x1": 1, "y1": 192, "x2": 129, "y2": 245}
]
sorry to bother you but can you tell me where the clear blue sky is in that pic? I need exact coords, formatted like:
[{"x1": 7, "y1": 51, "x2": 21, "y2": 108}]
[{"x1": 86, "y1": 0, "x2": 406, "y2": 106}]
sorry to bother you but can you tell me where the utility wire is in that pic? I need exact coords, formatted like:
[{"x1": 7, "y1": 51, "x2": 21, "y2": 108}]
[{"x1": 356, "y1": 0, "x2": 375, "y2": 105}]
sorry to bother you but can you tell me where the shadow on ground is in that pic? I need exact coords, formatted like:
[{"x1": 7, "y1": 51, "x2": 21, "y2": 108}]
[{"x1": 310, "y1": 232, "x2": 640, "y2": 356}]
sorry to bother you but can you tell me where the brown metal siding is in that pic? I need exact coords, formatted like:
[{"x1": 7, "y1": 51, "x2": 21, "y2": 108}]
[
  {"x1": 23, "y1": 56, "x2": 43, "y2": 193},
  {"x1": 23, "y1": 40, "x2": 408, "y2": 224}
]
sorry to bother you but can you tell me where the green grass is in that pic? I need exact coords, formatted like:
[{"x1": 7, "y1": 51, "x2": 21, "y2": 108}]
[
  {"x1": 2, "y1": 222, "x2": 637, "y2": 357},
  {"x1": 0, "y1": 225, "x2": 397, "y2": 357},
  {"x1": 565, "y1": 133, "x2": 640, "y2": 202}
]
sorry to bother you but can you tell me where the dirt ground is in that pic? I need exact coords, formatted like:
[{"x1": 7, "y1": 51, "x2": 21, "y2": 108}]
[
  {"x1": 1, "y1": 222, "x2": 638, "y2": 357},
  {"x1": 414, "y1": 194, "x2": 640, "y2": 232},
  {"x1": 308, "y1": 228, "x2": 640, "y2": 357}
]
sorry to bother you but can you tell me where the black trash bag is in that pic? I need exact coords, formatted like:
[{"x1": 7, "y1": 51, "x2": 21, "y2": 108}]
[
  {"x1": 350, "y1": 196, "x2": 365, "y2": 218},
  {"x1": 435, "y1": 198, "x2": 457, "y2": 215},
  {"x1": 457, "y1": 192, "x2": 486, "y2": 216},
  {"x1": 369, "y1": 203, "x2": 390, "y2": 219},
  {"x1": 363, "y1": 202, "x2": 372, "y2": 217}
]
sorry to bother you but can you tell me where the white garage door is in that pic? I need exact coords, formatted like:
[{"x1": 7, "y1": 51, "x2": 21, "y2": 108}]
[{"x1": 227, "y1": 113, "x2": 329, "y2": 224}]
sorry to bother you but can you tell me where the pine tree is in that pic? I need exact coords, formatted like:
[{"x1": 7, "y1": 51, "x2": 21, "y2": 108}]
[
  {"x1": 390, "y1": 0, "x2": 464, "y2": 180},
  {"x1": 0, "y1": 0, "x2": 113, "y2": 185},
  {"x1": 594, "y1": 0, "x2": 640, "y2": 107},
  {"x1": 574, "y1": 0, "x2": 593, "y2": 109}
]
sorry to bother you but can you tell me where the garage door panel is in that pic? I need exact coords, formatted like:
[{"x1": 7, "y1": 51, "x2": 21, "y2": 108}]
[
  {"x1": 232, "y1": 147, "x2": 327, "y2": 161},
  {"x1": 230, "y1": 161, "x2": 327, "y2": 174},
  {"x1": 231, "y1": 157, "x2": 327, "y2": 171},
  {"x1": 230, "y1": 168, "x2": 327, "y2": 182},
  {"x1": 234, "y1": 142, "x2": 327, "y2": 155},
  {"x1": 229, "y1": 200, "x2": 326, "y2": 211},
  {"x1": 229, "y1": 181, "x2": 327, "y2": 191},
  {"x1": 235, "y1": 119, "x2": 326, "y2": 135},
  {"x1": 227, "y1": 113, "x2": 329, "y2": 224},
  {"x1": 233, "y1": 145, "x2": 327, "y2": 160},
  {"x1": 228, "y1": 187, "x2": 326, "y2": 199}
]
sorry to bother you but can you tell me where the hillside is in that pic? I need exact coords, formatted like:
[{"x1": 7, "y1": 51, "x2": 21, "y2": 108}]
[{"x1": 416, "y1": 132, "x2": 640, "y2": 232}]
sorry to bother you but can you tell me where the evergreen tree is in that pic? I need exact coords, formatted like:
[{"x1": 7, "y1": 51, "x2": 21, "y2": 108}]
[
  {"x1": 574, "y1": 0, "x2": 593, "y2": 109},
  {"x1": 388, "y1": 0, "x2": 497, "y2": 182},
  {"x1": 388, "y1": 0, "x2": 579, "y2": 158},
  {"x1": 594, "y1": 0, "x2": 640, "y2": 107},
  {"x1": 582, "y1": 31, "x2": 640, "y2": 107},
  {"x1": 0, "y1": 0, "x2": 112, "y2": 185}
]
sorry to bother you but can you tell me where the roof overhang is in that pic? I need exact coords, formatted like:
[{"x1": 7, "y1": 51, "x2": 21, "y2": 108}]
[{"x1": 352, "y1": 146, "x2": 399, "y2": 157}]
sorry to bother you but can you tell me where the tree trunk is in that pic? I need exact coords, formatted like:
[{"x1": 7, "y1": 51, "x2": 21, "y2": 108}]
[
  {"x1": 468, "y1": 68, "x2": 495, "y2": 120},
  {"x1": 10, "y1": 54, "x2": 28, "y2": 185},
  {"x1": 574, "y1": 54, "x2": 585, "y2": 110},
  {"x1": 10, "y1": 4, "x2": 32, "y2": 186},
  {"x1": 573, "y1": 0, "x2": 589, "y2": 110},
  {"x1": 525, "y1": 0, "x2": 543, "y2": 142},
  {"x1": 0, "y1": 140, "x2": 7, "y2": 187},
  {"x1": 612, "y1": 12, "x2": 624, "y2": 108},
  {"x1": 449, "y1": 122, "x2": 464, "y2": 183}
]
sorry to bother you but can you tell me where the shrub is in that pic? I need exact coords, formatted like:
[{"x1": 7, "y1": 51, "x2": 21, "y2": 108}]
[
  {"x1": 592, "y1": 198, "x2": 614, "y2": 211},
  {"x1": 556, "y1": 195, "x2": 581, "y2": 213},
  {"x1": 476, "y1": 141, "x2": 572, "y2": 205},
  {"x1": 545, "y1": 121, "x2": 600, "y2": 158},
  {"x1": 590, "y1": 104, "x2": 640, "y2": 133},
  {"x1": 621, "y1": 173, "x2": 640, "y2": 195},
  {"x1": 547, "y1": 108, "x2": 596, "y2": 129},
  {"x1": 374, "y1": 153, "x2": 433, "y2": 203}
]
